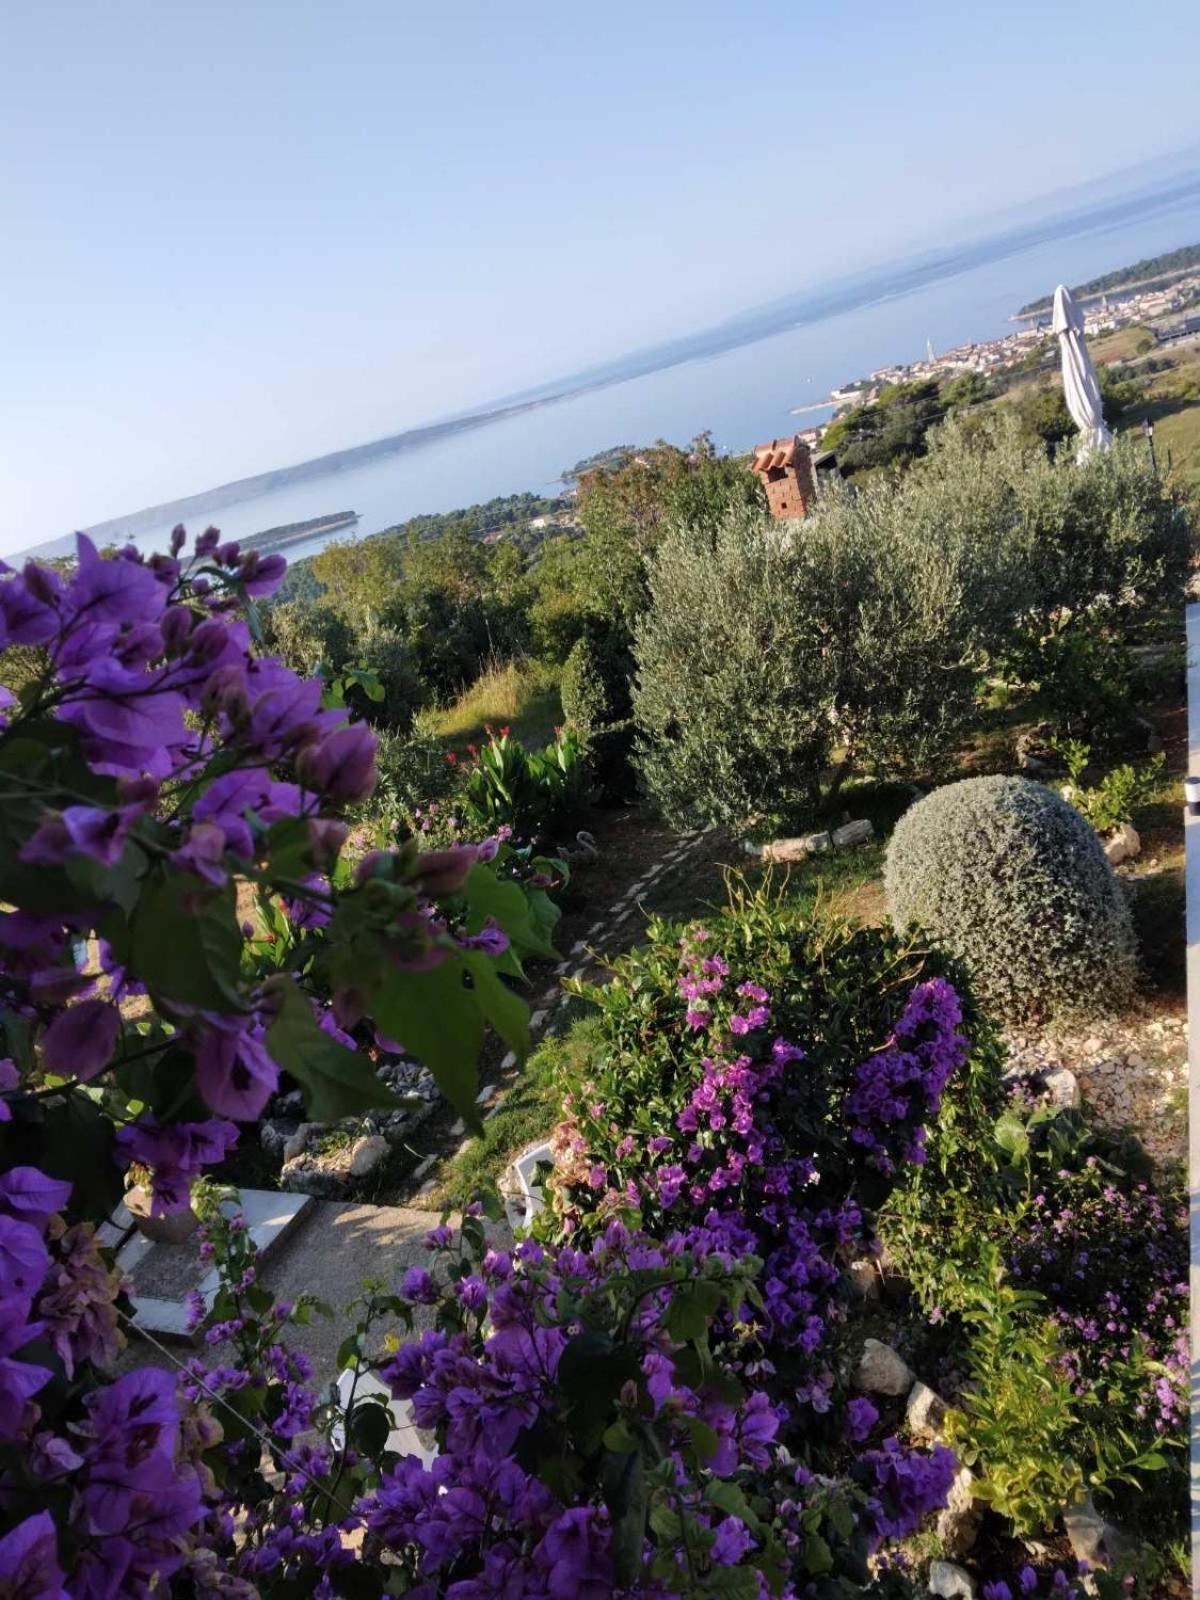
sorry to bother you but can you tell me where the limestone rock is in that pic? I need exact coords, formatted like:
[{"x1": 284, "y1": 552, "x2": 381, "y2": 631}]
[
  {"x1": 929, "y1": 1561, "x2": 976, "y2": 1599},
  {"x1": 905, "y1": 1379, "x2": 947, "y2": 1439},
  {"x1": 1038, "y1": 1066, "x2": 1080, "y2": 1110},
  {"x1": 1063, "y1": 1493, "x2": 1123, "y2": 1569},
  {"x1": 1103, "y1": 823, "x2": 1140, "y2": 866},
  {"x1": 761, "y1": 836, "x2": 812, "y2": 864},
  {"x1": 279, "y1": 1155, "x2": 351, "y2": 1199},
  {"x1": 282, "y1": 1123, "x2": 319, "y2": 1161},
  {"x1": 934, "y1": 1466, "x2": 981, "y2": 1558},
  {"x1": 854, "y1": 1338, "x2": 913, "y2": 1396},
  {"x1": 803, "y1": 830, "x2": 832, "y2": 853},
  {"x1": 260, "y1": 1118, "x2": 300, "y2": 1156},
  {"x1": 349, "y1": 1135, "x2": 389, "y2": 1178},
  {"x1": 832, "y1": 818, "x2": 872, "y2": 849}
]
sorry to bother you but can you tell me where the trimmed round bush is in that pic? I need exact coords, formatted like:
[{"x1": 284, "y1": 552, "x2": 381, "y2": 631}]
[{"x1": 885, "y1": 774, "x2": 1135, "y2": 1020}]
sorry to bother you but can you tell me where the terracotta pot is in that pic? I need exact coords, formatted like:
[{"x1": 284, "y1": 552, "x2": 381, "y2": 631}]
[{"x1": 125, "y1": 1186, "x2": 200, "y2": 1246}]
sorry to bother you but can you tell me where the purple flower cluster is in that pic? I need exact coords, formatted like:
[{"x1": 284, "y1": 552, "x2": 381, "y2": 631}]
[
  {"x1": 550, "y1": 930, "x2": 968, "y2": 1555},
  {"x1": 361, "y1": 1219, "x2": 787, "y2": 1596},
  {"x1": 114, "y1": 1115, "x2": 239, "y2": 1214},
  {"x1": 0, "y1": 1167, "x2": 211, "y2": 1593},
  {"x1": 843, "y1": 978, "x2": 969, "y2": 1174},
  {"x1": 1008, "y1": 1159, "x2": 1187, "y2": 1437}
]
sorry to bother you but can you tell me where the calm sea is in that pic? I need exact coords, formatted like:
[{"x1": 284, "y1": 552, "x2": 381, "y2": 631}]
[{"x1": 50, "y1": 169, "x2": 1200, "y2": 564}]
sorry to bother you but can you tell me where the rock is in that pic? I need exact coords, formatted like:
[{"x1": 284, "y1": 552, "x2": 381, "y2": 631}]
[
  {"x1": 1038, "y1": 1067, "x2": 1080, "y2": 1110},
  {"x1": 935, "y1": 1467, "x2": 982, "y2": 1559},
  {"x1": 282, "y1": 1123, "x2": 319, "y2": 1162},
  {"x1": 1015, "y1": 723, "x2": 1055, "y2": 774},
  {"x1": 846, "y1": 1258, "x2": 880, "y2": 1300},
  {"x1": 854, "y1": 1338, "x2": 913, "y2": 1396},
  {"x1": 760, "y1": 836, "x2": 813, "y2": 864},
  {"x1": 831, "y1": 819, "x2": 873, "y2": 849},
  {"x1": 1063, "y1": 1493, "x2": 1122, "y2": 1569},
  {"x1": 905, "y1": 1380, "x2": 947, "y2": 1439},
  {"x1": 803, "y1": 830, "x2": 832, "y2": 853},
  {"x1": 929, "y1": 1561, "x2": 976, "y2": 1599},
  {"x1": 260, "y1": 1118, "x2": 300, "y2": 1156},
  {"x1": 349, "y1": 1135, "x2": 389, "y2": 1178},
  {"x1": 742, "y1": 840, "x2": 764, "y2": 858},
  {"x1": 1104, "y1": 823, "x2": 1140, "y2": 865},
  {"x1": 279, "y1": 1155, "x2": 351, "y2": 1199}
]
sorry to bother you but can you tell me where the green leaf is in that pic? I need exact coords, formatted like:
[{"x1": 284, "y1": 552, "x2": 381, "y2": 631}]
[
  {"x1": 462, "y1": 951, "x2": 530, "y2": 1062},
  {"x1": 370, "y1": 956, "x2": 485, "y2": 1129},
  {"x1": 349, "y1": 1398, "x2": 393, "y2": 1459},
  {"x1": 131, "y1": 870, "x2": 244, "y2": 1011},
  {"x1": 266, "y1": 976, "x2": 399, "y2": 1122},
  {"x1": 706, "y1": 1568, "x2": 761, "y2": 1598},
  {"x1": 802, "y1": 1533, "x2": 834, "y2": 1576},
  {"x1": 464, "y1": 864, "x2": 557, "y2": 960},
  {"x1": 602, "y1": 1448, "x2": 646, "y2": 1587},
  {"x1": 662, "y1": 1280, "x2": 724, "y2": 1344}
]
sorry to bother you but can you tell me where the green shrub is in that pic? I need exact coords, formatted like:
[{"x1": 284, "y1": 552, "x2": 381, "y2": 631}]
[
  {"x1": 885, "y1": 775, "x2": 1136, "y2": 1020},
  {"x1": 942, "y1": 1247, "x2": 1084, "y2": 1535},
  {"x1": 561, "y1": 627, "x2": 637, "y2": 801},
  {"x1": 1055, "y1": 738, "x2": 1166, "y2": 833},
  {"x1": 370, "y1": 727, "x2": 465, "y2": 844},
  {"x1": 560, "y1": 628, "x2": 633, "y2": 736}
]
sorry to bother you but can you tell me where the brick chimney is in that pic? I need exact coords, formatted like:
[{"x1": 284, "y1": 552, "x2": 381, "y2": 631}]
[{"x1": 748, "y1": 435, "x2": 817, "y2": 519}]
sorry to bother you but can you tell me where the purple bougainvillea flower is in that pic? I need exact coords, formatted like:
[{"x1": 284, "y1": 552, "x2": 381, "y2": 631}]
[
  {"x1": 22, "y1": 802, "x2": 141, "y2": 868},
  {"x1": 0, "y1": 1296, "x2": 53, "y2": 1441},
  {"x1": 0, "y1": 567, "x2": 62, "y2": 645},
  {"x1": 78, "y1": 1366, "x2": 180, "y2": 1533},
  {"x1": 41, "y1": 998, "x2": 121, "y2": 1081},
  {"x1": 298, "y1": 723, "x2": 378, "y2": 804},
  {"x1": 0, "y1": 1511, "x2": 67, "y2": 1598},
  {"x1": 65, "y1": 534, "x2": 165, "y2": 627},
  {"x1": 0, "y1": 1168, "x2": 72, "y2": 1230},
  {"x1": 171, "y1": 820, "x2": 230, "y2": 886},
  {"x1": 193, "y1": 1023, "x2": 279, "y2": 1121},
  {"x1": 0, "y1": 1216, "x2": 50, "y2": 1299}
]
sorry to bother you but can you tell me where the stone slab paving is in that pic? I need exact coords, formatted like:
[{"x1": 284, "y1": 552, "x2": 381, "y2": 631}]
[
  {"x1": 119, "y1": 1190, "x2": 313, "y2": 1340},
  {"x1": 257, "y1": 1201, "x2": 508, "y2": 1389}
]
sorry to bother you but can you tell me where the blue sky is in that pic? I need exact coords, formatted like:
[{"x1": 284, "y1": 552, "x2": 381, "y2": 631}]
[{"x1": 2, "y1": 0, "x2": 1199, "y2": 547}]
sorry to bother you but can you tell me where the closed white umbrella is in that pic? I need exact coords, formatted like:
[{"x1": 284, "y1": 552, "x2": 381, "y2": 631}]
[{"x1": 1051, "y1": 283, "x2": 1113, "y2": 461}]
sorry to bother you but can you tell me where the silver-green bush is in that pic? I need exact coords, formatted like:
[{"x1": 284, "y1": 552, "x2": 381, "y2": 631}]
[{"x1": 885, "y1": 774, "x2": 1135, "y2": 1019}]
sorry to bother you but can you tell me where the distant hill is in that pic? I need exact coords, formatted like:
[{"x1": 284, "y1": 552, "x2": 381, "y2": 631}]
[{"x1": 1018, "y1": 242, "x2": 1200, "y2": 316}]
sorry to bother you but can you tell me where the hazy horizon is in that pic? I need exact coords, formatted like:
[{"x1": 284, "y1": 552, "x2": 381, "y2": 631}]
[{"x1": 3, "y1": 0, "x2": 1200, "y2": 553}]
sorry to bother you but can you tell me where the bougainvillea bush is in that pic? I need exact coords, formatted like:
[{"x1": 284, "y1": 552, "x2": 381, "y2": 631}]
[
  {"x1": 0, "y1": 529, "x2": 541, "y2": 1588},
  {"x1": 540, "y1": 882, "x2": 1186, "y2": 1586}
]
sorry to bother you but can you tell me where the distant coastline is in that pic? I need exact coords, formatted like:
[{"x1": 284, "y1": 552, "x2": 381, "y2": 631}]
[{"x1": 17, "y1": 161, "x2": 1200, "y2": 565}]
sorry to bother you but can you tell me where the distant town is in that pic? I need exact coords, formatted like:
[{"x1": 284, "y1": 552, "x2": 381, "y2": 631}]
[{"x1": 793, "y1": 244, "x2": 1200, "y2": 447}]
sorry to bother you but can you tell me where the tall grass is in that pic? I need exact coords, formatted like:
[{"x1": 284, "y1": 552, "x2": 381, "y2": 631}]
[{"x1": 423, "y1": 658, "x2": 562, "y2": 749}]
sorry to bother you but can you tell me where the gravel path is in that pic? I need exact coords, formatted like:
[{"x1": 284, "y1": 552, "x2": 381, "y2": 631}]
[{"x1": 1003, "y1": 1009, "x2": 1187, "y2": 1169}]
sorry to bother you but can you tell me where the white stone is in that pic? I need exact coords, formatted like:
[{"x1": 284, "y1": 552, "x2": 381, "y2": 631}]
[
  {"x1": 1038, "y1": 1067, "x2": 1081, "y2": 1110},
  {"x1": 832, "y1": 818, "x2": 873, "y2": 849},
  {"x1": 349, "y1": 1136, "x2": 388, "y2": 1178},
  {"x1": 282, "y1": 1123, "x2": 317, "y2": 1162},
  {"x1": 853, "y1": 1338, "x2": 913, "y2": 1396},
  {"x1": 1104, "y1": 822, "x2": 1140, "y2": 865},
  {"x1": 742, "y1": 839, "x2": 764, "y2": 857},
  {"x1": 1063, "y1": 1493, "x2": 1120, "y2": 1569},
  {"x1": 760, "y1": 836, "x2": 813, "y2": 864},
  {"x1": 929, "y1": 1561, "x2": 976, "y2": 1599},
  {"x1": 935, "y1": 1467, "x2": 981, "y2": 1558},
  {"x1": 905, "y1": 1380, "x2": 947, "y2": 1439}
]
